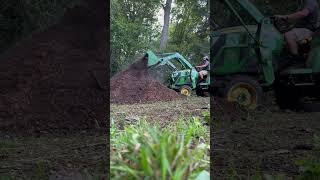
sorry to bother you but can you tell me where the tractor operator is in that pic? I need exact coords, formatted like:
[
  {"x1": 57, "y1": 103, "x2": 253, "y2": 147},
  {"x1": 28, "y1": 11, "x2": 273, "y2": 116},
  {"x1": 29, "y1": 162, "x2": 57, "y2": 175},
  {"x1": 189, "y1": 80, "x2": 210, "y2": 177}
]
[
  {"x1": 275, "y1": 0, "x2": 319, "y2": 60},
  {"x1": 196, "y1": 56, "x2": 210, "y2": 80}
]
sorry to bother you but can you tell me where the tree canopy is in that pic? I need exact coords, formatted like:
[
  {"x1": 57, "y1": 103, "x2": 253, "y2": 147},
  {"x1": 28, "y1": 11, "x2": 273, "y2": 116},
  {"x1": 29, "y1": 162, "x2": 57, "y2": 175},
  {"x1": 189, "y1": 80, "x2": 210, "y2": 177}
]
[
  {"x1": 0, "y1": 0, "x2": 313, "y2": 77},
  {"x1": 111, "y1": 0, "x2": 210, "y2": 76}
]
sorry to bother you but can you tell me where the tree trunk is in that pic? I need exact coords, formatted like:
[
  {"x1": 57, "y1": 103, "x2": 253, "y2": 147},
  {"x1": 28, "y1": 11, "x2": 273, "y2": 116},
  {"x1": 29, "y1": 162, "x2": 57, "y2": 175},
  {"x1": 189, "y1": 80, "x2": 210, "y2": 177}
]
[{"x1": 159, "y1": 0, "x2": 172, "y2": 51}]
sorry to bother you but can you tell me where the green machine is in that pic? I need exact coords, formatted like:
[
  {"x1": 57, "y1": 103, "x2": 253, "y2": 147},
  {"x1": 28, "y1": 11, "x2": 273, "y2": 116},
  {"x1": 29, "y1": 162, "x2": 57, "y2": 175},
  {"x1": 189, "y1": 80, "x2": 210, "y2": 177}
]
[
  {"x1": 212, "y1": 0, "x2": 320, "y2": 110},
  {"x1": 145, "y1": 50, "x2": 210, "y2": 96}
]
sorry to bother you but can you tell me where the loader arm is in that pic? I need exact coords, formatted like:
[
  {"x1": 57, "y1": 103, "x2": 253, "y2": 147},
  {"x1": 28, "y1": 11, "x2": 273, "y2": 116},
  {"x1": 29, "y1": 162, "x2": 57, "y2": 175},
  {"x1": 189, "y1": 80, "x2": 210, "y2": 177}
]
[
  {"x1": 157, "y1": 53, "x2": 194, "y2": 69},
  {"x1": 145, "y1": 50, "x2": 194, "y2": 70},
  {"x1": 218, "y1": 0, "x2": 264, "y2": 23}
]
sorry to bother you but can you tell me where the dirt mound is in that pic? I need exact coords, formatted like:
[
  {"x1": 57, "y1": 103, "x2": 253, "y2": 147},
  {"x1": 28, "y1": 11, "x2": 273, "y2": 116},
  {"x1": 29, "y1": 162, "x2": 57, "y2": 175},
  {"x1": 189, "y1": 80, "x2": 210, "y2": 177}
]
[
  {"x1": 110, "y1": 58, "x2": 181, "y2": 104},
  {"x1": 0, "y1": 0, "x2": 108, "y2": 135}
]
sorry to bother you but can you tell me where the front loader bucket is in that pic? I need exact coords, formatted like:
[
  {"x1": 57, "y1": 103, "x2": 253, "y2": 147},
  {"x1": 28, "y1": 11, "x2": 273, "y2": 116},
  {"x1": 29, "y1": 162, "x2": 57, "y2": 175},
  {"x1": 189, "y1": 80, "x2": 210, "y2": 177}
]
[{"x1": 145, "y1": 50, "x2": 160, "y2": 67}]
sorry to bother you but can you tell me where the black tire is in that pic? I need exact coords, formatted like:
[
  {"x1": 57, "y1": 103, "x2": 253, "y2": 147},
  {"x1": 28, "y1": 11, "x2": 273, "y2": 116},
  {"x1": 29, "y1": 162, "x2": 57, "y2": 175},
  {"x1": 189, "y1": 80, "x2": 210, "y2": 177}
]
[
  {"x1": 302, "y1": 101, "x2": 320, "y2": 112},
  {"x1": 222, "y1": 75, "x2": 263, "y2": 110},
  {"x1": 274, "y1": 82, "x2": 302, "y2": 111},
  {"x1": 196, "y1": 88, "x2": 204, "y2": 96},
  {"x1": 196, "y1": 88, "x2": 210, "y2": 97}
]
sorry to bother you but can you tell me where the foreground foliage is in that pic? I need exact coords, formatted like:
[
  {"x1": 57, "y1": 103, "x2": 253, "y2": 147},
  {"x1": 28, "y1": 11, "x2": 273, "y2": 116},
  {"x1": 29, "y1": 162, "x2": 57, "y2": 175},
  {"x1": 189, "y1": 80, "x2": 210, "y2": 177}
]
[{"x1": 110, "y1": 117, "x2": 210, "y2": 179}]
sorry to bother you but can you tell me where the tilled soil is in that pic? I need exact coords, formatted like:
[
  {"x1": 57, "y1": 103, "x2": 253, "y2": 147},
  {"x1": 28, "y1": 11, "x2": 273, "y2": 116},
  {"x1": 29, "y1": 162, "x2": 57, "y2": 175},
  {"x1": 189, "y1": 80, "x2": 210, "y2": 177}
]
[
  {"x1": 110, "y1": 58, "x2": 181, "y2": 104},
  {"x1": 213, "y1": 107, "x2": 320, "y2": 179},
  {"x1": 212, "y1": 97, "x2": 247, "y2": 121},
  {"x1": 0, "y1": 0, "x2": 108, "y2": 135},
  {"x1": 111, "y1": 96, "x2": 210, "y2": 126},
  {"x1": 0, "y1": 133, "x2": 107, "y2": 179}
]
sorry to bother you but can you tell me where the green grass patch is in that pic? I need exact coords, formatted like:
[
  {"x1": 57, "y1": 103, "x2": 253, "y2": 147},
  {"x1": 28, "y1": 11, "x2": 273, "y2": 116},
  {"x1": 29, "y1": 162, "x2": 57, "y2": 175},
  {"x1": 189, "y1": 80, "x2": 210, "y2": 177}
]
[
  {"x1": 296, "y1": 135, "x2": 320, "y2": 180},
  {"x1": 0, "y1": 139, "x2": 17, "y2": 149},
  {"x1": 110, "y1": 116, "x2": 210, "y2": 179},
  {"x1": 0, "y1": 139, "x2": 18, "y2": 157}
]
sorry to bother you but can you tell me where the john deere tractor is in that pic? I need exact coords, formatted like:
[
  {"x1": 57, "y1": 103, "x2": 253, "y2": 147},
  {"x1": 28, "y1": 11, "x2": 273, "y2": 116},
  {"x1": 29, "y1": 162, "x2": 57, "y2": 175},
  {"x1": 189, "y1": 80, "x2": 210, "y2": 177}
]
[
  {"x1": 212, "y1": 0, "x2": 320, "y2": 110},
  {"x1": 145, "y1": 50, "x2": 210, "y2": 96}
]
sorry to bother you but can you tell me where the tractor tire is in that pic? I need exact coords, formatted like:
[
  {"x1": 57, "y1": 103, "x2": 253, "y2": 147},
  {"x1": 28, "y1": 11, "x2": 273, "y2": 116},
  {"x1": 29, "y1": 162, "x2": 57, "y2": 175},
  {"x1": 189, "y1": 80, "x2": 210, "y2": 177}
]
[
  {"x1": 179, "y1": 85, "x2": 192, "y2": 97},
  {"x1": 302, "y1": 101, "x2": 320, "y2": 112},
  {"x1": 196, "y1": 88, "x2": 210, "y2": 97},
  {"x1": 196, "y1": 88, "x2": 205, "y2": 97},
  {"x1": 222, "y1": 76, "x2": 263, "y2": 110},
  {"x1": 274, "y1": 83, "x2": 302, "y2": 111}
]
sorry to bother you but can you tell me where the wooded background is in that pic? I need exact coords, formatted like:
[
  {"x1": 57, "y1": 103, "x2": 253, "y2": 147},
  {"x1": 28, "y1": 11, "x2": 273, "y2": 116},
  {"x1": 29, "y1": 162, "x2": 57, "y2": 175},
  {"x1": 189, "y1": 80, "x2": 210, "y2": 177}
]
[
  {"x1": 111, "y1": 0, "x2": 210, "y2": 76},
  {"x1": 0, "y1": 0, "x2": 316, "y2": 77}
]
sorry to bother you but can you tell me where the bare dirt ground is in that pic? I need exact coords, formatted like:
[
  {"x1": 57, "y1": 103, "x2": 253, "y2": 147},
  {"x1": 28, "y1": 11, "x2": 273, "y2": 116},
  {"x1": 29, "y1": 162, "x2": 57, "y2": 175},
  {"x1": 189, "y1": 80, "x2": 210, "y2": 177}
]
[
  {"x1": 213, "y1": 95, "x2": 320, "y2": 179},
  {"x1": 111, "y1": 96, "x2": 210, "y2": 126},
  {"x1": 0, "y1": 133, "x2": 107, "y2": 179}
]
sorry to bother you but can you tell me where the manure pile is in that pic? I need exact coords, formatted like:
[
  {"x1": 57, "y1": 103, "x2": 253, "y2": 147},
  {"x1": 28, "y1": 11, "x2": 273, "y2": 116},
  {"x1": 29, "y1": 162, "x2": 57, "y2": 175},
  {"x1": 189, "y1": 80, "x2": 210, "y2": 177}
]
[{"x1": 110, "y1": 57, "x2": 181, "y2": 104}]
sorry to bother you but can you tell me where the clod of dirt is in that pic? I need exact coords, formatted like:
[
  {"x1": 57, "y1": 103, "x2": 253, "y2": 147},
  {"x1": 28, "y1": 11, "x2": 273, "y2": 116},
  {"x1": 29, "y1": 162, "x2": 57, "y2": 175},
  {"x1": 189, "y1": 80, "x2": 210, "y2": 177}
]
[
  {"x1": 0, "y1": 0, "x2": 108, "y2": 135},
  {"x1": 110, "y1": 58, "x2": 181, "y2": 104}
]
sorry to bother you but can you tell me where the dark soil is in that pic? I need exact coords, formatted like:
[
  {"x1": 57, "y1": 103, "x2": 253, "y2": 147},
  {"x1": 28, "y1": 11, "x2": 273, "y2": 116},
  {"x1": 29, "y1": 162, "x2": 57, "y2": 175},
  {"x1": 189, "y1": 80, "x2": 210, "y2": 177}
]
[
  {"x1": 0, "y1": 133, "x2": 107, "y2": 179},
  {"x1": 0, "y1": 0, "x2": 108, "y2": 135},
  {"x1": 110, "y1": 57, "x2": 181, "y2": 104},
  {"x1": 212, "y1": 96, "x2": 320, "y2": 179},
  {"x1": 212, "y1": 97, "x2": 247, "y2": 121}
]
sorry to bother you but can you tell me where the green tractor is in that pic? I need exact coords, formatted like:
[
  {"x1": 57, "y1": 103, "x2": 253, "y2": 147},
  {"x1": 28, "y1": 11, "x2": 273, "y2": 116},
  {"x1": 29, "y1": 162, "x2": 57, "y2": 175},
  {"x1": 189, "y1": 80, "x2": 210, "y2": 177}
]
[
  {"x1": 212, "y1": 0, "x2": 320, "y2": 110},
  {"x1": 144, "y1": 50, "x2": 210, "y2": 96}
]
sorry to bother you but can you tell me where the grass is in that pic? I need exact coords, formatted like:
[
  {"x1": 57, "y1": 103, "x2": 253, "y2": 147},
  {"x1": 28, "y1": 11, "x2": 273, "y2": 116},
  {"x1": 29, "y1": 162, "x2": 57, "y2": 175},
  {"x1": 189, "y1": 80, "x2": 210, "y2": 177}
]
[
  {"x1": 31, "y1": 160, "x2": 52, "y2": 180},
  {"x1": 0, "y1": 139, "x2": 18, "y2": 155},
  {"x1": 295, "y1": 134, "x2": 320, "y2": 180},
  {"x1": 110, "y1": 115, "x2": 210, "y2": 179}
]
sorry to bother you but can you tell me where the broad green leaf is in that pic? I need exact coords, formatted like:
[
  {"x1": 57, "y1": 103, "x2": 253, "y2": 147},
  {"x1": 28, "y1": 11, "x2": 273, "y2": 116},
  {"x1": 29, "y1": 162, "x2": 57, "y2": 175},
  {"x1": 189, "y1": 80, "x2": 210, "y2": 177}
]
[{"x1": 195, "y1": 171, "x2": 210, "y2": 180}]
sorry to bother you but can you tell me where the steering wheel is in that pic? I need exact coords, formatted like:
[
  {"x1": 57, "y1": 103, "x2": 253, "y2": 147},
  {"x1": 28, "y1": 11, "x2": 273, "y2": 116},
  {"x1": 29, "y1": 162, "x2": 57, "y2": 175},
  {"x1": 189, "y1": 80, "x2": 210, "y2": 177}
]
[{"x1": 270, "y1": 16, "x2": 294, "y2": 33}]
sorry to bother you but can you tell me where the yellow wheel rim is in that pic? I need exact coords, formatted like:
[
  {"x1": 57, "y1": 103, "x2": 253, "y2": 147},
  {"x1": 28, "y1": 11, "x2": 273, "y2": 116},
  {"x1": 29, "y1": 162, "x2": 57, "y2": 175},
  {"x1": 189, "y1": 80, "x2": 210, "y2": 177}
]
[
  {"x1": 227, "y1": 83, "x2": 257, "y2": 109},
  {"x1": 180, "y1": 88, "x2": 191, "y2": 96}
]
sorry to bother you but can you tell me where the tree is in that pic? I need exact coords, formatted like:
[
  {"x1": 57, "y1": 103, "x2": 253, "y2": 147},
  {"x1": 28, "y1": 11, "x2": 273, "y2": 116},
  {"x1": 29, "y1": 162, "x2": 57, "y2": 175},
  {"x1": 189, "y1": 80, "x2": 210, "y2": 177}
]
[
  {"x1": 110, "y1": 0, "x2": 210, "y2": 75},
  {"x1": 111, "y1": 0, "x2": 161, "y2": 76},
  {"x1": 159, "y1": 0, "x2": 173, "y2": 51},
  {"x1": 166, "y1": 0, "x2": 209, "y2": 65}
]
